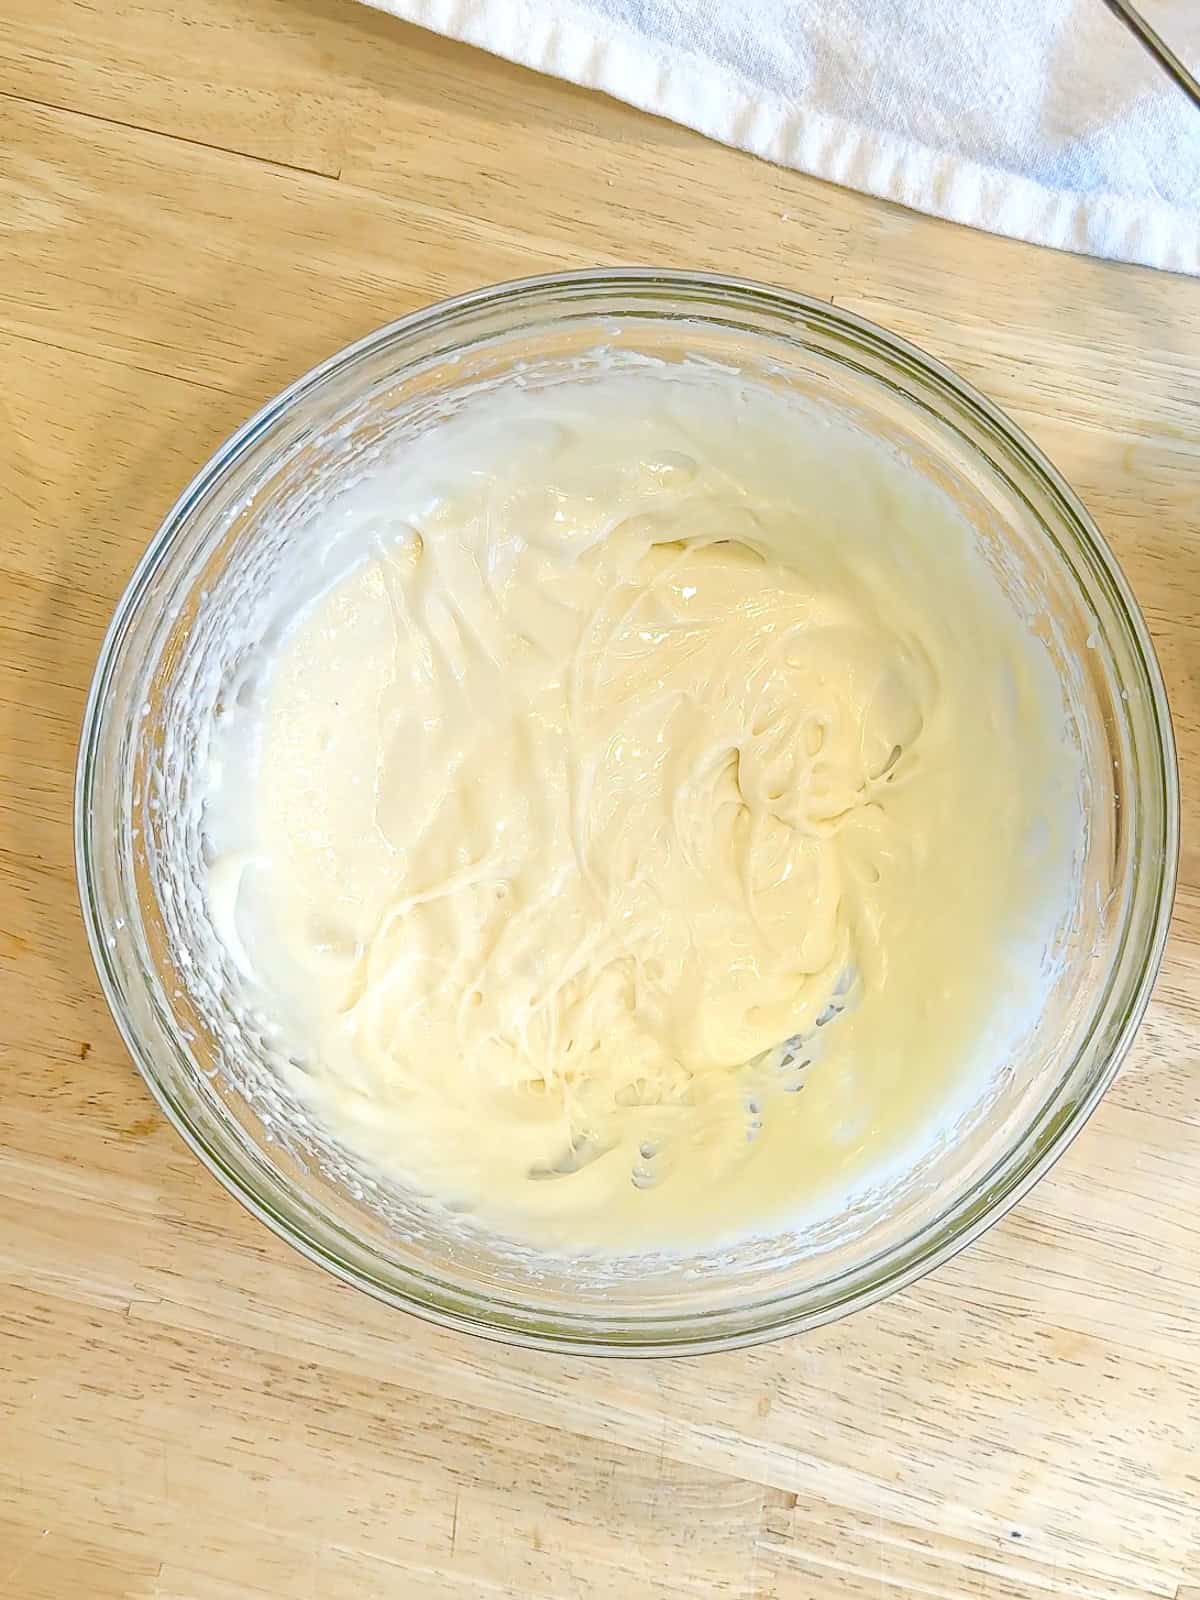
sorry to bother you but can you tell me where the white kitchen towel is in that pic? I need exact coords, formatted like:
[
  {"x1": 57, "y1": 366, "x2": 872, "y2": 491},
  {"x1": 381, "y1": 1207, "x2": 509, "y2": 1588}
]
[{"x1": 365, "y1": 0, "x2": 1200, "y2": 274}]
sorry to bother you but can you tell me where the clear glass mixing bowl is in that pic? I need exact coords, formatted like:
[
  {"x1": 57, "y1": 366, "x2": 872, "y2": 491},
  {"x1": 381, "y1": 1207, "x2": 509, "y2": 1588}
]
[{"x1": 76, "y1": 270, "x2": 1178, "y2": 1354}]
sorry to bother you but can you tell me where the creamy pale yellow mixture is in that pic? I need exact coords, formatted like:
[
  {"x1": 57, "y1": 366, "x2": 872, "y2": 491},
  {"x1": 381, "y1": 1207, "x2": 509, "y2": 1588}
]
[{"x1": 205, "y1": 368, "x2": 1079, "y2": 1251}]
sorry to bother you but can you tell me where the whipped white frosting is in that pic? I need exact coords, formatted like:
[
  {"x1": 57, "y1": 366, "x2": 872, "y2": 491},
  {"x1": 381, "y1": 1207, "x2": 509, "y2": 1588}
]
[{"x1": 202, "y1": 366, "x2": 1081, "y2": 1252}]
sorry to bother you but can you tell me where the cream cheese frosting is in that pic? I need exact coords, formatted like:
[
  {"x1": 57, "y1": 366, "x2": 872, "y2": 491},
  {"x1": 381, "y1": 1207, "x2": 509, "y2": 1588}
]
[{"x1": 202, "y1": 365, "x2": 1081, "y2": 1251}]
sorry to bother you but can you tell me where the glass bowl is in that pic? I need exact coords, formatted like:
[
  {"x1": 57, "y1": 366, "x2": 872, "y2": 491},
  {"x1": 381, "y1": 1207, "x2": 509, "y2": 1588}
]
[{"x1": 76, "y1": 269, "x2": 1178, "y2": 1355}]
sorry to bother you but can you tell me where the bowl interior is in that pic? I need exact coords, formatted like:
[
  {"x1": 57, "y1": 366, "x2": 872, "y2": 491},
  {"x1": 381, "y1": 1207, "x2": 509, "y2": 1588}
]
[{"x1": 77, "y1": 273, "x2": 1176, "y2": 1352}]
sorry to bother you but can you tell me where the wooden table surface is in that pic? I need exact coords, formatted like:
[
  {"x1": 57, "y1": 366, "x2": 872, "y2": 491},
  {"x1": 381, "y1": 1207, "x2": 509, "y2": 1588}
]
[{"x1": 3, "y1": 2, "x2": 1200, "y2": 1596}]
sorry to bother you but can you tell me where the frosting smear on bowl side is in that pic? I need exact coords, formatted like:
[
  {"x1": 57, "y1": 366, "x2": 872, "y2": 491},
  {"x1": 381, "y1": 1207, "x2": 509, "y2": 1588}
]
[{"x1": 202, "y1": 366, "x2": 1081, "y2": 1252}]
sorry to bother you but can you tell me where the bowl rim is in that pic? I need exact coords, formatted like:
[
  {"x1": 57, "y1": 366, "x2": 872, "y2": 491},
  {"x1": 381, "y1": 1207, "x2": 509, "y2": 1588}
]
[{"x1": 75, "y1": 266, "x2": 1180, "y2": 1355}]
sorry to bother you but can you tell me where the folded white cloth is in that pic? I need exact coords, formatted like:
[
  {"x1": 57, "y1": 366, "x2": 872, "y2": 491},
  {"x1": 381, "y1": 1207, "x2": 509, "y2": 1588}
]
[{"x1": 366, "y1": 0, "x2": 1200, "y2": 274}]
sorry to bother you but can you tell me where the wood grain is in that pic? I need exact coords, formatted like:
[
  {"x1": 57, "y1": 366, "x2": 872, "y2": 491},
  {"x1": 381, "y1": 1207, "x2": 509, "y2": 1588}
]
[{"x1": 1, "y1": 1, "x2": 1198, "y2": 1595}]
